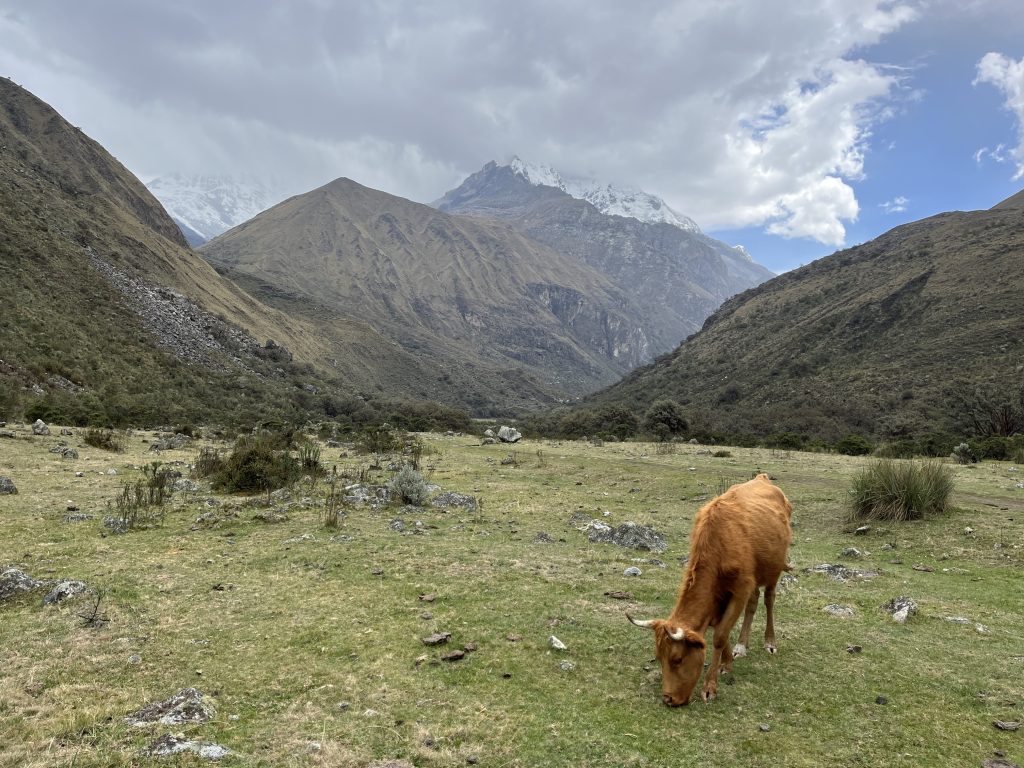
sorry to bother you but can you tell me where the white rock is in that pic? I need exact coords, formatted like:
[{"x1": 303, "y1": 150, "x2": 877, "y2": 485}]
[{"x1": 549, "y1": 635, "x2": 567, "y2": 651}]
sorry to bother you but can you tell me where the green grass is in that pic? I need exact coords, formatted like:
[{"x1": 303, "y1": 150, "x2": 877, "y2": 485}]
[
  {"x1": 848, "y1": 459, "x2": 956, "y2": 522},
  {"x1": 1, "y1": 426, "x2": 1022, "y2": 766}
]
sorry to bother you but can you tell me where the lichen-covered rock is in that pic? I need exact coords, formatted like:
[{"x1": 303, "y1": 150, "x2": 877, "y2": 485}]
[
  {"x1": 144, "y1": 734, "x2": 230, "y2": 760},
  {"x1": 32, "y1": 419, "x2": 50, "y2": 435},
  {"x1": 0, "y1": 477, "x2": 16, "y2": 495},
  {"x1": 149, "y1": 433, "x2": 193, "y2": 451},
  {"x1": 882, "y1": 596, "x2": 919, "y2": 624},
  {"x1": 0, "y1": 568, "x2": 43, "y2": 601},
  {"x1": 48, "y1": 444, "x2": 79, "y2": 459},
  {"x1": 588, "y1": 521, "x2": 667, "y2": 553},
  {"x1": 497, "y1": 425, "x2": 522, "y2": 443},
  {"x1": 803, "y1": 563, "x2": 877, "y2": 581},
  {"x1": 431, "y1": 491, "x2": 478, "y2": 512},
  {"x1": 43, "y1": 580, "x2": 88, "y2": 605},
  {"x1": 125, "y1": 688, "x2": 215, "y2": 727},
  {"x1": 822, "y1": 604, "x2": 855, "y2": 618}
]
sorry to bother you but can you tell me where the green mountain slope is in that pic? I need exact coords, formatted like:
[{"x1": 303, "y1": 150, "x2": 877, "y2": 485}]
[{"x1": 584, "y1": 195, "x2": 1024, "y2": 442}]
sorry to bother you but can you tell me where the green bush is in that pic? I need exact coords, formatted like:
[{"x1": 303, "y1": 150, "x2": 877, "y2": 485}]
[
  {"x1": 950, "y1": 442, "x2": 978, "y2": 465},
  {"x1": 836, "y1": 434, "x2": 872, "y2": 456},
  {"x1": 212, "y1": 435, "x2": 301, "y2": 493},
  {"x1": 643, "y1": 399, "x2": 688, "y2": 441},
  {"x1": 387, "y1": 464, "x2": 430, "y2": 506},
  {"x1": 847, "y1": 459, "x2": 954, "y2": 522},
  {"x1": 192, "y1": 447, "x2": 224, "y2": 479},
  {"x1": 355, "y1": 426, "x2": 403, "y2": 455},
  {"x1": 83, "y1": 427, "x2": 124, "y2": 452},
  {"x1": 765, "y1": 432, "x2": 806, "y2": 450}
]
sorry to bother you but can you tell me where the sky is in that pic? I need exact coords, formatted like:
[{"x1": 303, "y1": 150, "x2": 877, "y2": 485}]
[{"x1": 1, "y1": 1, "x2": 1023, "y2": 273}]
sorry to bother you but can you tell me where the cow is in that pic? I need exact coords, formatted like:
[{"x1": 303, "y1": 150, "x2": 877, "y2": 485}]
[{"x1": 627, "y1": 473, "x2": 792, "y2": 706}]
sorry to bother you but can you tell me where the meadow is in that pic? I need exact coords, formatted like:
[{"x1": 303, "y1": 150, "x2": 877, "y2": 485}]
[{"x1": 1, "y1": 425, "x2": 1022, "y2": 767}]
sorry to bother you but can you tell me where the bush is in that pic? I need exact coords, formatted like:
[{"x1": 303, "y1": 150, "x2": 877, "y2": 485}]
[
  {"x1": 950, "y1": 442, "x2": 978, "y2": 465},
  {"x1": 712, "y1": 450, "x2": 732, "y2": 458},
  {"x1": 387, "y1": 464, "x2": 430, "y2": 506},
  {"x1": 212, "y1": 435, "x2": 301, "y2": 493},
  {"x1": 355, "y1": 426, "x2": 403, "y2": 455},
  {"x1": 297, "y1": 441, "x2": 323, "y2": 475},
  {"x1": 847, "y1": 459, "x2": 954, "y2": 522},
  {"x1": 192, "y1": 447, "x2": 224, "y2": 479},
  {"x1": 643, "y1": 399, "x2": 688, "y2": 441},
  {"x1": 765, "y1": 432, "x2": 806, "y2": 450},
  {"x1": 836, "y1": 434, "x2": 872, "y2": 456},
  {"x1": 83, "y1": 427, "x2": 124, "y2": 452}
]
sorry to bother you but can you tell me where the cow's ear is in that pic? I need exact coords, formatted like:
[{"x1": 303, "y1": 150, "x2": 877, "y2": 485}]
[{"x1": 682, "y1": 629, "x2": 706, "y2": 649}]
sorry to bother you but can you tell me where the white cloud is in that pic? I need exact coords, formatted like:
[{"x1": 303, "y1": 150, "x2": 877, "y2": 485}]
[
  {"x1": 975, "y1": 52, "x2": 1024, "y2": 179},
  {"x1": 880, "y1": 195, "x2": 909, "y2": 213},
  {"x1": 0, "y1": 1, "x2": 920, "y2": 245}
]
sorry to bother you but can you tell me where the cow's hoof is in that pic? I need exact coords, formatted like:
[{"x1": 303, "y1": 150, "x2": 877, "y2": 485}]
[
  {"x1": 732, "y1": 643, "x2": 747, "y2": 658},
  {"x1": 765, "y1": 642, "x2": 777, "y2": 654},
  {"x1": 701, "y1": 687, "x2": 717, "y2": 703}
]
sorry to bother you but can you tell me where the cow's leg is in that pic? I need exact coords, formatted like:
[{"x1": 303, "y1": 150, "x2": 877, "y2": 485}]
[
  {"x1": 763, "y1": 580, "x2": 779, "y2": 653},
  {"x1": 703, "y1": 588, "x2": 751, "y2": 702},
  {"x1": 732, "y1": 587, "x2": 760, "y2": 660}
]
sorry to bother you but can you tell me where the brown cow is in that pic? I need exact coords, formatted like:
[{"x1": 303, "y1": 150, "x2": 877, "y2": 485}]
[{"x1": 627, "y1": 473, "x2": 792, "y2": 706}]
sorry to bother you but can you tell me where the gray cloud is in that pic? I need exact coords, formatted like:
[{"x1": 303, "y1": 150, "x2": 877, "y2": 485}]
[{"x1": 1, "y1": 1, "x2": 928, "y2": 243}]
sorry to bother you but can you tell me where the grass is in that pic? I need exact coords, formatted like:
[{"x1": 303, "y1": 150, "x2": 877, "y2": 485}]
[
  {"x1": 848, "y1": 459, "x2": 956, "y2": 522},
  {"x1": 1, "y1": 425, "x2": 1022, "y2": 766}
]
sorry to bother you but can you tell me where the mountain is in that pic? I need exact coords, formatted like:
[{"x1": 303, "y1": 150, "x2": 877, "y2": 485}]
[
  {"x1": 146, "y1": 174, "x2": 282, "y2": 245},
  {"x1": 0, "y1": 77, "x2": 352, "y2": 426},
  {"x1": 584, "y1": 192, "x2": 1024, "y2": 442},
  {"x1": 200, "y1": 177, "x2": 656, "y2": 410},
  {"x1": 434, "y1": 160, "x2": 774, "y2": 354}
]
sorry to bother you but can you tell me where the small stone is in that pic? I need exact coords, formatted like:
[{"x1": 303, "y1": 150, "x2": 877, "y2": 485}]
[
  {"x1": 371, "y1": 568, "x2": 384, "y2": 576},
  {"x1": 846, "y1": 645, "x2": 863, "y2": 654},
  {"x1": 506, "y1": 634, "x2": 522, "y2": 642},
  {"x1": 128, "y1": 654, "x2": 142, "y2": 665},
  {"x1": 549, "y1": 635, "x2": 567, "y2": 651},
  {"x1": 623, "y1": 566, "x2": 642, "y2": 577},
  {"x1": 854, "y1": 525, "x2": 870, "y2": 535},
  {"x1": 822, "y1": 604, "x2": 855, "y2": 618},
  {"x1": 337, "y1": 701, "x2": 350, "y2": 711},
  {"x1": 106, "y1": 469, "x2": 117, "y2": 476},
  {"x1": 0, "y1": 477, "x2": 17, "y2": 495},
  {"x1": 420, "y1": 612, "x2": 433, "y2": 620},
  {"x1": 839, "y1": 547, "x2": 862, "y2": 558},
  {"x1": 604, "y1": 590, "x2": 634, "y2": 600},
  {"x1": 882, "y1": 596, "x2": 918, "y2": 624},
  {"x1": 467, "y1": 757, "x2": 479, "y2": 765},
  {"x1": 912, "y1": 564, "x2": 934, "y2": 572},
  {"x1": 875, "y1": 696, "x2": 888, "y2": 705},
  {"x1": 976, "y1": 624, "x2": 990, "y2": 634},
  {"x1": 759, "y1": 723, "x2": 771, "y2": 732},
  {"x1": 559, "y1": 660, "x2": 575, "y2": 671},
  {"x1": 441, "y1": 649, "x2": 466, "y2": 662},
  {"x1": 993, "y1": 720, "x2": 1021, "y2": 731},
  {"x1": 307, "y1": 741, "x2": 322, "y2": 752},
  {"x1": 964, "y1": 526, "x2": 975, "y2": 535},
  {"x1": 419, "y1": 593, "x2": 436, "y2": 602},
  {"x1": 463, "y1": 642, "x2": 478, "y2": 653},
  {"x1": 422, "y1": 632, "x2": 452, "y2": 646}
]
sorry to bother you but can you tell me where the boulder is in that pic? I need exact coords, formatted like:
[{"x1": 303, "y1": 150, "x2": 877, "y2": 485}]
[
  {"x1": 0, "y1": 477, "x2": 16, "y2": 495},
  {"x1": 124, "y1": 688, "x2": 215, "y2": 727},
  {"x1": 588, "y1": 521, "x2": 667, "y2": 553},
  {"x1": 32, "y1": 419, "x2": 50, "y2": 435},
  {"x1": 0, "y1": 568, "x2": 43, "y2": 601},
  {"x1": 497, "y1": 425, "x2": 522, "y2": 443},
  {"x1": 43, "y1": 580, "x2": 88, "y2": 605},
  {"x1": 882, "y1": 596, "x2": 918, "y2": 624},
  {"x1": 144, "y1": 734, "x2": 230, "y2": 760},
  {"x1": 149, "y1": 433, "x2": 193, "y2": 451},
  {"x1": 432, "y1": 492, "x2": 478, "y2": 512}
]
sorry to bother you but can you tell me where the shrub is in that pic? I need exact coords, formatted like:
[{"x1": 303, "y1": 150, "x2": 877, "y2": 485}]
[
  {"x1": 192, "y1": 447, "x2": 224, "y2": 479},
  {"x1": 712, "y1": 450, "x2": 732, "y2": 458},
  {"x1": 847, "y1": 459, "x2": 954, "y2": 522},
  {"x1": 950, "y1": 442, "x2": 978, "y2": 465},
  {"x1": 297, "y1": 441, "x2": 323, "y2": 475},
  {"x1": 355, "y1": 426, "x2": 403, "y2": 456},
  {"x1": 110, "y1": 461, "x2": 175, "y2": 530},
  {"x1": 212, "y1": 434, "x2": 301, "y2": 493},
  {"x1": 387, "y1": 464, "x2": 430, "y2": 506},
  {"x1": 836, "y1": 434, "x2": 872, "y2": 456},
  {"x1": 765, "y1": 432, "x2": 806, "y2": 450},
  {"x1": 643, "y1": 399, "x2": 688, "y2": 440},
  {"x1": 83, "y1": 427, "x2": 124, "y2": 452}
]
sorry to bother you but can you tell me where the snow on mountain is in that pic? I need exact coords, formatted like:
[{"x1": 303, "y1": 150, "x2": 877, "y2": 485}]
[
  {"x1": 146, "y1": 174, "x2": 283, "y2": 243},
  {"x1": 504, "y1": 156, "x2": 701, "y2": 233}
]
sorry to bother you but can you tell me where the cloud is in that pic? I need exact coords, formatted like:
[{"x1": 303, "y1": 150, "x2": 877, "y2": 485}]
[
  {"x1": 880, "y1": 195, "x2": 909, "y2": 213},
  {"x1": 975, "y1": 51, "x2": 1024, "y2": 179},
  {"x1": 0, "y1": 1, "x2": 920, "y2": 244}
]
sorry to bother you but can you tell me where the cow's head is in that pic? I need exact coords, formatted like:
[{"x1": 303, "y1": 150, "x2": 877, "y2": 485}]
[{"x1": 628, "y1": 614, "x2": 706, "y2": 706}]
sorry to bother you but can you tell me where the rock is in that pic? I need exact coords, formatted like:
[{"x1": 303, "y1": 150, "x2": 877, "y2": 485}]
[
  {"x1": 875, "y1": 695, "x2": 888, "y2": 705},
  {"x1": 422, "y1": 632, "x2": 452, "y2": 646},
  {"x1": 441, "y1": 649, "x2": 466, "y2": 662},
  {"x1": 252, "y1": 510, "x2": 288, "y2": 524},
  {"x1": 144, "y1": 734, "x2": 230, "y2": 760},
  {"x1": 419, "y1": 593, "x2": 436, "y2": 602},
  {"x1": 759, "y1": 724, "x2": 771, "y2": 732},
  {"x1": 432, "y1": 491, "x2": 478, "y2": 512},
  {"x1": 60, "y1": 427, "x2": 73, "y2": 436},
  {"x1": 0, "y1": 568, "x2": 43, "y2": 601},
  {"x1": 32, "y1": 419, "x2": 50, "y2": 435},
  {"x1": 484, "y1": 428, "x2": 495, "y2": 438},
  {"x1": 172, "y1": 478, "x2": 201, "y2": 493},
  {"x1": 389, "y1": 518, "x2": 406, "y2": 532},
  {"x1": 912, "y1": 564, "x2": 934, "y2": 572},
  {"x1": 882, "y1": 596, "x2": 918, "y2": 624},
  {"x1": 559, "y1": 660, "x2": 576, "y2": 671},
  {"x1": 604, "y1": 590, "x2": 634, "y2": 600},
  {"x1": 63, "y1": 513, "x2": 94, "y2": 523},
  {"x1": 803, "y1": 563, "x2": 877, "y2": 581},
  {"x1": 43, "y1": 580, "x2": 88, "y2": 605},
  {"x1": 534, "y1": 532, "x2": 555, "y2": 543},
  {"x1": 982, "y1": 759, "x2": 1021, "y2": 768},
  {"x1": 149, "y1": 433, "x2": 193, "y2": 452},
  {"x1": 588, "y1": 521, "x2": 667, "y2": 553},
  {"x1": 102, "y1": 517, "x2": 131, "y2": 534},
  {"x1": 481, "y1": 437, "x2": 497, "y2": 445},
  {"x1": 943, "y1": 616, "x2": 970, "y2": 624},
  {"x1": 0, "y1": 477, "x2": 17, "y2": 495},
  {"x1": 854, "y1": 525, "x2": 870, "y2": 535},
  {"x1": 623, "y1": 566, "x2": 642, "y2": 577},
  {"x1": 846, "y1": 645, "x2": 863, "y2": 654},
  {"x1": 128, "y1": 654, "x2": 142, "y2": 665},
  {"x1": 497, "y1": 425, "x2": 522, "y2": 443},
  {"x1": 976, "y1": 624, "x2": 990, "y2": 634},
  {"x1": 0, "y1": 429, "x2": 15, "y2": 439},
  {"x1": 367, "y1": 761, "x2": 414, "y2": 768},
  {"x1": 124, "y1": 688, "x2": 215, "y2": 726},
  {"x1": 993, "y1": 720, "x2": 1021, "y2": 731},
  {"x1": 549, "y1": 635, "x2": 567, "y2": 651},
  {"x1": 822, "y1": 604, "x2": 855, "y2": 618},
  {"x1": 839, "y1": 547, "x2": 863, "y2": 558}
]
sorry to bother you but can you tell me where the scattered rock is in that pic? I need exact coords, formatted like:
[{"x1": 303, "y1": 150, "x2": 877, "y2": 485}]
[
  {"x1": 623, "y1": 566, "x2": 642, "y2": 577},
  {"x1": 389, "y1": 518, "x2": 406, "y2": 532},
  {"x1": 875, "y1": 695, "x2": 888, "y2": 705},
  {"x1": 422, "y1": 632, "x2": 452, "y2": 646},
  {"x1": 102, "y1": 517, "x2": 131, "y2": 534},
  {"x1": 284, "y1": 533, "x2": 316, "y2": 544},
  {"x1": 822, "y1": 604, "x2": 855, "y2": 618},
  {"x1": 432, "y1": 491, "x2": 477, "y2": 512},
  {"x1": 252, "y1": 510, "x2": 288, "y2": 524},
  {"x1": 803, "y1": 563, "x2": 877, "y2": 581},
  {"x1": 943, "y1": 616, "x2": 970, "y2": 624},
  {"x1": 882, "y1": 596, "x2": 918, "y2": 624},
  {"x1": 497, "y1": 425, "x2": 522, "y2": 443},
  {"x1": 559, "y1": 660, "x2": 576, "y2": 671},
  {"x1": 993, "y1": 720, "x2": 1021, "y2": 731},
  {"x1": 839, "y1": 547, "x2": 863, "y2": 558},
  {"x1": 48, "y1": 444, "x2": 79, "y2": 460},
  {"x1": 588, "y1": 521, "x2": 667, "y2": 553},
  {"x1": 0, "y1": 568, "x2": 43, "y2": 601},
  {"x1": 367, "y1": 761, "x2": 414, "y2": 768},
  {"x1": 533, "y1": 532, "x2": 555, "y2": 543},
  {"x1": 441, "y1": 649, "x2": 466, "y2": 662},
  {"x1": 128, "y1": 654, "x2": 142, "y2": 665},
  {"x1": 481, "y1": 437, "x2": 497, "y2": 445},
  {"x1": 549, "y1": 635, "x2": 567, "y2": 651},
  {"x1": 0, "y1": 477, "x2": 17, "y2": 495},
  {"x1": 124, "y1": 688, "x2": 215, "y2": 727},
  {"x1": 172, "y1": 478, "x2": 201, "y2": 493},
  {"x1": 144, "y1": 734, "x2": 230, "y2": 760},
  {"x1": 419, "y1": 593, "x2": 436, "y2": 603},
  {"x1": 604, "y1": 590, "x2": 634, "y2": 600},
  {"x1": 912, "y1": 564, "x2": 934, "y2": 572},
  {"x1": 982, "y1": 758, "x2": 1021, "y2": 768},
  {"x1": 32, "y1": 419, "x2": 50, "y2": 436},
  {"x1": 846, "y1": 645, "x2": 863, "y2": 654},
  {"x1": 43, "y1": 580, "x2": 88, "y2": 605},
  {"x1": 759, "y1": 724, "x2": 771, "y2": 732},
  {"x1": 149, "y1": 433, "x2": 193, "y2": 452},
  {"x1": 854, "y1": 525, "x2": 870, "y2": 535},
  {"x1": 976, "y1": 624, "x2": 990, "y2": 634}
]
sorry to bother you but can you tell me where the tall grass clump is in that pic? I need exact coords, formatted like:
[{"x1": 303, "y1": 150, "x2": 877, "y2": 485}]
[
  {"x1": 212, "y1": 434, "x2": 300, "y2": 493},
  {"x1": 848, "y1": 459, "x2": 954, "y2": 522},
  {"x1": 83, "y1": 427, "x2": 124, "y2": 452}
]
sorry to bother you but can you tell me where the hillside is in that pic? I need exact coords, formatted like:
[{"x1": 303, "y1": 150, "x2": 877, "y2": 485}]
[
  {"x1": 585, "y1": 195, "x2": 1024, "y2": 442},
  {"x1": 435, "y1": 160, "x2": 774, "y2": 351},
  {"x1": 201, "y1": 178, "x2": 655, "y2": 410},
  {"x1": 0, "y1": 78, "x2": 353, "y2": 426}
]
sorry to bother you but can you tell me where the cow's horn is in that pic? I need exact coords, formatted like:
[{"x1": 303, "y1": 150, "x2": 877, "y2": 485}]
[
  {"x1": 667, "y1": 626, "x2": 686, "y2": 641},
  {"x1": 626, "y1": 613, "x2": 656, "y2": 629}
]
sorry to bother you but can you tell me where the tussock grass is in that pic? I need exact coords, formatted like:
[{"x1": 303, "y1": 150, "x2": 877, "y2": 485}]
[{"x1": 847, "y1": 459, "x2": 955, "y2": 522}]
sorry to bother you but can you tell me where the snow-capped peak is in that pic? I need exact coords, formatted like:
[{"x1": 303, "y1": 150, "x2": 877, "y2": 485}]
[
  {"x1": 146, "y1": 173, "x2": 283, "y2": 242},
  {"x1": 502, "y1": 156, "x2": 701, "y2": 233}
]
